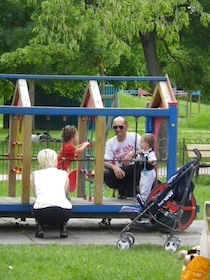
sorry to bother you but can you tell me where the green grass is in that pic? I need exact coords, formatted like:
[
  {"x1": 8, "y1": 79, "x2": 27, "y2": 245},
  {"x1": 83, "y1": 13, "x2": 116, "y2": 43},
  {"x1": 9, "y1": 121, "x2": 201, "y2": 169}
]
[
  {"x1": 0, "y1": 244, "x2": 186, "y2": 280},
  {"x1": 106, "y1": 92, "x2": 210, "y2": 139}
]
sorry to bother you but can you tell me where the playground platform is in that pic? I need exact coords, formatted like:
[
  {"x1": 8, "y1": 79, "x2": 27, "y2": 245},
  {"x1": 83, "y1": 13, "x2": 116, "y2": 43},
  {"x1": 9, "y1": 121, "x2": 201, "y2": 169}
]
[{"x1": 0, "y1": 197, "x2": 140, "y2": 219}]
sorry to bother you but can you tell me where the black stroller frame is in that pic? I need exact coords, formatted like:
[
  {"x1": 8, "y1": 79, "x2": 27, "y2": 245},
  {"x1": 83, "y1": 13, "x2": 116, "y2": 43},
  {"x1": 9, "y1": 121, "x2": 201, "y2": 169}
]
[{"x1": 116, "y1": 148, "x2": 201, "y2": 252}]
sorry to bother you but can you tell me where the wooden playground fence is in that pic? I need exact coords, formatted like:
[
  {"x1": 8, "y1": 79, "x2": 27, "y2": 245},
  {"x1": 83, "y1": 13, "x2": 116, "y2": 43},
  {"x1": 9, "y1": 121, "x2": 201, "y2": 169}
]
[{"x1": 1, "y1": 137, "x2": 210, "y2": 196}]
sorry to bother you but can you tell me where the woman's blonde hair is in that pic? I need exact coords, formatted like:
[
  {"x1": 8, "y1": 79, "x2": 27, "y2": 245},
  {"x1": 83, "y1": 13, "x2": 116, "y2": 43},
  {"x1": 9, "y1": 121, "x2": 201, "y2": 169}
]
[{"x1": 37, "y1": 149, "x2": 57, "y2": 168}]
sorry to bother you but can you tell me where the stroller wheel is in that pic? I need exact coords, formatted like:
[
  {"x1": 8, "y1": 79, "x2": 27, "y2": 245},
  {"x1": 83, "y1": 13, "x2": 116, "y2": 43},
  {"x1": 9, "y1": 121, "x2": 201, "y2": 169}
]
[
  {"x1": 164, "y1": 237, "x2": 180, "y2": 252},
  {"x1": 121, "y1": 232, "x2": 135, "y2": 246},
  {"x1": 147, "y1": 183, "x2": 197, "y2": 232},
  {"x1": 116, "y1": 237, "x2": 131, "y2": 250}
]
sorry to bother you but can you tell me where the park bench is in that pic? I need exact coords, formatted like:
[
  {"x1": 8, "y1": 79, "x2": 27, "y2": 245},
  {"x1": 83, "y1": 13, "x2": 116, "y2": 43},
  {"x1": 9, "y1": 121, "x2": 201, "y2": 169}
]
[{"x1": 185, "y1": 144, "x2": 210, "y2": 179}]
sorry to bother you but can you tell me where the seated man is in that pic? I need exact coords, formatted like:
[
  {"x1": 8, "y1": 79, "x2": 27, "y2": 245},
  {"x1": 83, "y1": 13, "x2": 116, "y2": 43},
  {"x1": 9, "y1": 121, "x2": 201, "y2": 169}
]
[{"x1": 104, "y1": 116, "x2": 141, "y2": 199}]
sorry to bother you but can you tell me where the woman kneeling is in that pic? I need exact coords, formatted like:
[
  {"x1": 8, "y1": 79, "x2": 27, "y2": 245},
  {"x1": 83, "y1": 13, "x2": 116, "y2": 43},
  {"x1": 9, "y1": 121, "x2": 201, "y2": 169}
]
[{"x1": 31, "y1": 148, "x2": 72, "y2": 238}]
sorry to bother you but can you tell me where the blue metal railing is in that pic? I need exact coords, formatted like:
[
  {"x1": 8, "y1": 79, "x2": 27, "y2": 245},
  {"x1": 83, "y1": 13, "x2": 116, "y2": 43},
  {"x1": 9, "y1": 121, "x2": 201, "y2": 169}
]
[{"x1": 0, "y1": 74, "x2": 167, "y2": 81}]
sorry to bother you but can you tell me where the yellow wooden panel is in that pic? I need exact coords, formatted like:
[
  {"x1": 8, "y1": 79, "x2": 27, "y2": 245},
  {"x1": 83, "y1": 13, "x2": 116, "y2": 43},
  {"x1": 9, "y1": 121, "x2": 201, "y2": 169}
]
[
  {"x1": 149, "y1": 80, "x2": 177, "y2": 108},
  {"x1": 94, "y1": 116, "x2": 106, "y2": 204},
  {"x1": 159, "y1": 82, "x2": 172, "y2": 108},
  {"x1": 8, "y1": 79, "x2": 32, "y2": 202},
  {"x1": 8, "y1": 116, "x2": 19, "y2": 197},
  {"x1": 77, "y1": 116, "x2": 87, "y2": 197},
  {"x1": 21, "y1": 115, "x2": 32, "y2": 203},
  {"x1": 78, "y1": 80, "x2": 104, "y2": 201}
]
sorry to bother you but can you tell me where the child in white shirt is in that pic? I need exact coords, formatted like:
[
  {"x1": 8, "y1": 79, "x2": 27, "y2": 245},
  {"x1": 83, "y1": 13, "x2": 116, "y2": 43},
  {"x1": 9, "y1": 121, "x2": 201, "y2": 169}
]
[{"x1": 136, "y1": 133, "x2": 157, "y2": 206}]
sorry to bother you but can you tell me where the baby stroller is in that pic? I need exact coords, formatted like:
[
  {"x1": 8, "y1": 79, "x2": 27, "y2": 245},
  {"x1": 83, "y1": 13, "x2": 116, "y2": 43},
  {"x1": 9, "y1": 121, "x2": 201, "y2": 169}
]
[{"x1": 116, "y1": 148, "x2": 201, "y2": 252}]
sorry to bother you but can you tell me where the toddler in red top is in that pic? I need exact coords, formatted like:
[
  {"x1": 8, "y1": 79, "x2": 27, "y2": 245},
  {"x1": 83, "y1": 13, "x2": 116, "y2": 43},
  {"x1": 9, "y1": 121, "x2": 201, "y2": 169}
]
[{"x1": 57, "y1": 125, "x2": 90, "y2": 171}]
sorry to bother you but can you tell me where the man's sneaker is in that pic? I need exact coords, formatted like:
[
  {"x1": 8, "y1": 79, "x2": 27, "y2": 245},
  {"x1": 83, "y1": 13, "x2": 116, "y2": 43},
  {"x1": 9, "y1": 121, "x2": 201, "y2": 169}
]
[
  {"x1": 117, "y1": 194, "x2": 127, "y2": 199},
  {"x1": 118, "y1": 188, "x2": 127, "y2": 199},
  {"x1": 35, "y1": 224, "x2": 44, "y2": 238},
  {"x1": 136, "y1": 194, "x2": 145, "y2": 207}
]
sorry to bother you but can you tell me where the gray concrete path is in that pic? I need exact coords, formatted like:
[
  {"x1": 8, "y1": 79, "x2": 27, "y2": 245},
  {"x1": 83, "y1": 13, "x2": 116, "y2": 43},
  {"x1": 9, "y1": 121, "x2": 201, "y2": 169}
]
[{"x1": 0, "y1": 217, "x2": 204, "y2": 247}]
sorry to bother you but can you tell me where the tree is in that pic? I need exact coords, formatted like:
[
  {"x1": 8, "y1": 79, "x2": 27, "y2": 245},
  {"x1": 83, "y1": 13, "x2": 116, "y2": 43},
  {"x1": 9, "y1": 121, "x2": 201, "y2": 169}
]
[
  {"x1": 1, "y1": 0, "x2": 210, "y2": 100},
  {"x1": 0, "y1": 0, "x2": 35, "y2": 102},
  {"x1": 114, "y1": 0, "x2": 210, "y2": 90},
  {"x1": 29, "y1": 0, "x2": 131, "y2": 76},
  {"x1": 27, "y1": 0, "x2": 210, "y2": 91},
  {"x1": 0, "y1": 0, "x2": 33, "y2": 54},
  {"x1": 176, "y1": 0, "x2": 210, "y2": 102}
]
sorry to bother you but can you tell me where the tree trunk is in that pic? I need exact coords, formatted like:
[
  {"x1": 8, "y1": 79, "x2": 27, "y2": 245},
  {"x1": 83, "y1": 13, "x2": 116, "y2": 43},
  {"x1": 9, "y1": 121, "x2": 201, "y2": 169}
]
[
  {"x1": 140, "y1": 31, "x2": 167, "y2": 157},
  {"x1": 139, "y1": 30, "x2": 161, "y2": 91}
]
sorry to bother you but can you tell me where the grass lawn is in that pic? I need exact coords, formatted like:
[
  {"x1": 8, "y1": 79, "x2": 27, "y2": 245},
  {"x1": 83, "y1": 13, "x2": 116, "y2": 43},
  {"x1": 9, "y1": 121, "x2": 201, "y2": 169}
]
[{"x1": 0, "y1": 244, "x2": 186, "y2": 280}]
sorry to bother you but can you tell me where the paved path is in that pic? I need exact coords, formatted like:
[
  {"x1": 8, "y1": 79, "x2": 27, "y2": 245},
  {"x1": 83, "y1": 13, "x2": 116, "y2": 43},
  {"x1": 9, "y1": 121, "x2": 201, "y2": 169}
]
[{"x1": 0, "y1": 217, "x2": 204, "y2": 248}]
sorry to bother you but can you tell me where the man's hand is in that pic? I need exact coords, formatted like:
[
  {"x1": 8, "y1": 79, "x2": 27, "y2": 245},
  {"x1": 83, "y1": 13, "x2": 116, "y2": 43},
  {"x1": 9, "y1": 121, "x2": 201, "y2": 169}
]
[
  {"x1": 112, "y1": 165, "x2": 126, "y2": 179},
  {"x1": 122, "y1": 153, "x2": 133, "y2": 166}
]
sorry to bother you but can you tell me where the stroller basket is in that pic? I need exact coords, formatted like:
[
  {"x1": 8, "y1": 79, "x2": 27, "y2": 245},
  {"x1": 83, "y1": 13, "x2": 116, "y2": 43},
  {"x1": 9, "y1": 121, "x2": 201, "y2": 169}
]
[{"x1": 117, "y1": 148, "x2": 201, "y2": 252}]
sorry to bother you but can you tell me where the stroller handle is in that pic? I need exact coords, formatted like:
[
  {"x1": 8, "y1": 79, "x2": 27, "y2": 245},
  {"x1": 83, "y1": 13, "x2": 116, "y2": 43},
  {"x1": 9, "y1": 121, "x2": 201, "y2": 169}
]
[
  {"x1": 192, "y1": 148, "x2": 201, "y2": 165},
  {"x1": 132, "y1": 148, "x2": 201, "y2": 166}
]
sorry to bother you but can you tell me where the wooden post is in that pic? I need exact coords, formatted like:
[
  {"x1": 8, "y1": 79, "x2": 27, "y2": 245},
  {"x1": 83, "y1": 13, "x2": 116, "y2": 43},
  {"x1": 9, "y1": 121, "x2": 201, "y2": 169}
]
[
  {"x1": 77, "y1": 116, "x2": 87, "y2": 197},
  {"x1": 8, "y1": 115, "x2": 19, "y2": 196},
  {"x1": 78, "y1": 80, "x2": 104, "y2": 202},
  {"x1": 21, "y1": 115, "x2": 32, "y2": 203},
  {"x1": 8, "y1": 79, "x2": 32, "y2": 202},
  {"x1": 94, "y1": 116, "x2": 106, "y2": 204}
]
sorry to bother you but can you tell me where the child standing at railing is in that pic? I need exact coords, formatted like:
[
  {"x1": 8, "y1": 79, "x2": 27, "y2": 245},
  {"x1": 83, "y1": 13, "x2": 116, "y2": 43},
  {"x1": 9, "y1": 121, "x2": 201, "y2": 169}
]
[
  {"x1": 136, "y1": 133, "x2": 157, "y2": 207},
  {"x1": 57, "y1": 125, "x2": 90, "y2": 171}
]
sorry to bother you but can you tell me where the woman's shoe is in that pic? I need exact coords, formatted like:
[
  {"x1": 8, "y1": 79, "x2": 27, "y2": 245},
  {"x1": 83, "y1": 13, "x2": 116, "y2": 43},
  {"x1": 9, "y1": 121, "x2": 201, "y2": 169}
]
[
  {"x1": 60, "y1": 225, "x2": 68, "y2": 238},
  {"x1": 35, "y1": 224, "x2": 44, "y2": 238}
]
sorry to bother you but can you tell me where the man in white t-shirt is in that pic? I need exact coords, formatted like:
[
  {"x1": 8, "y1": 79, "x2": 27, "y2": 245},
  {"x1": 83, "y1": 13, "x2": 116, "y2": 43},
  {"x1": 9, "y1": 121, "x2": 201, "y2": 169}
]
[{"x1": 104, "y1": 116, "x2": 141, "y2": 199}]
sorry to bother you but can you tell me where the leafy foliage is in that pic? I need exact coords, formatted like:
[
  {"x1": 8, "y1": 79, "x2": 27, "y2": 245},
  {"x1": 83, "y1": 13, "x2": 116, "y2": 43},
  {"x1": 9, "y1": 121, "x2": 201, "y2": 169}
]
[{"x1": 1, "y1": 0, "x2": 210, "y2": 102}]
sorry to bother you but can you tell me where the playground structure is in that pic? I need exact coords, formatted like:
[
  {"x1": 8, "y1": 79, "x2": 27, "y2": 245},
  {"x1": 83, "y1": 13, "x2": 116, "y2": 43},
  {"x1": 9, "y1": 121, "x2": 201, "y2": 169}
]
[
  {"x1": 8, "y1": 79, "x2": 32, "y2": 204},
  {"x1": 0, "y1": 74, "x2": 179, "y2": 220},
  {"x1": 174, "y1": 89, "x2": 201, "y2": 118},
  {"x1": 77, "y1": 80, "x2": 105, "y2": 203}
]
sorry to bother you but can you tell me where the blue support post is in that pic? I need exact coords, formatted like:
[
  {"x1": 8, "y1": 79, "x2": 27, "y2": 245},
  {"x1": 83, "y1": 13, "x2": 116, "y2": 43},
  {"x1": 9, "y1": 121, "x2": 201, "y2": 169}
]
[
  {"x1": 145, "y1": 102, "x2": 154, "y2": 133},
  {"x1": 167, "y1": 102, "x2": 178, "y2": 179}
]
